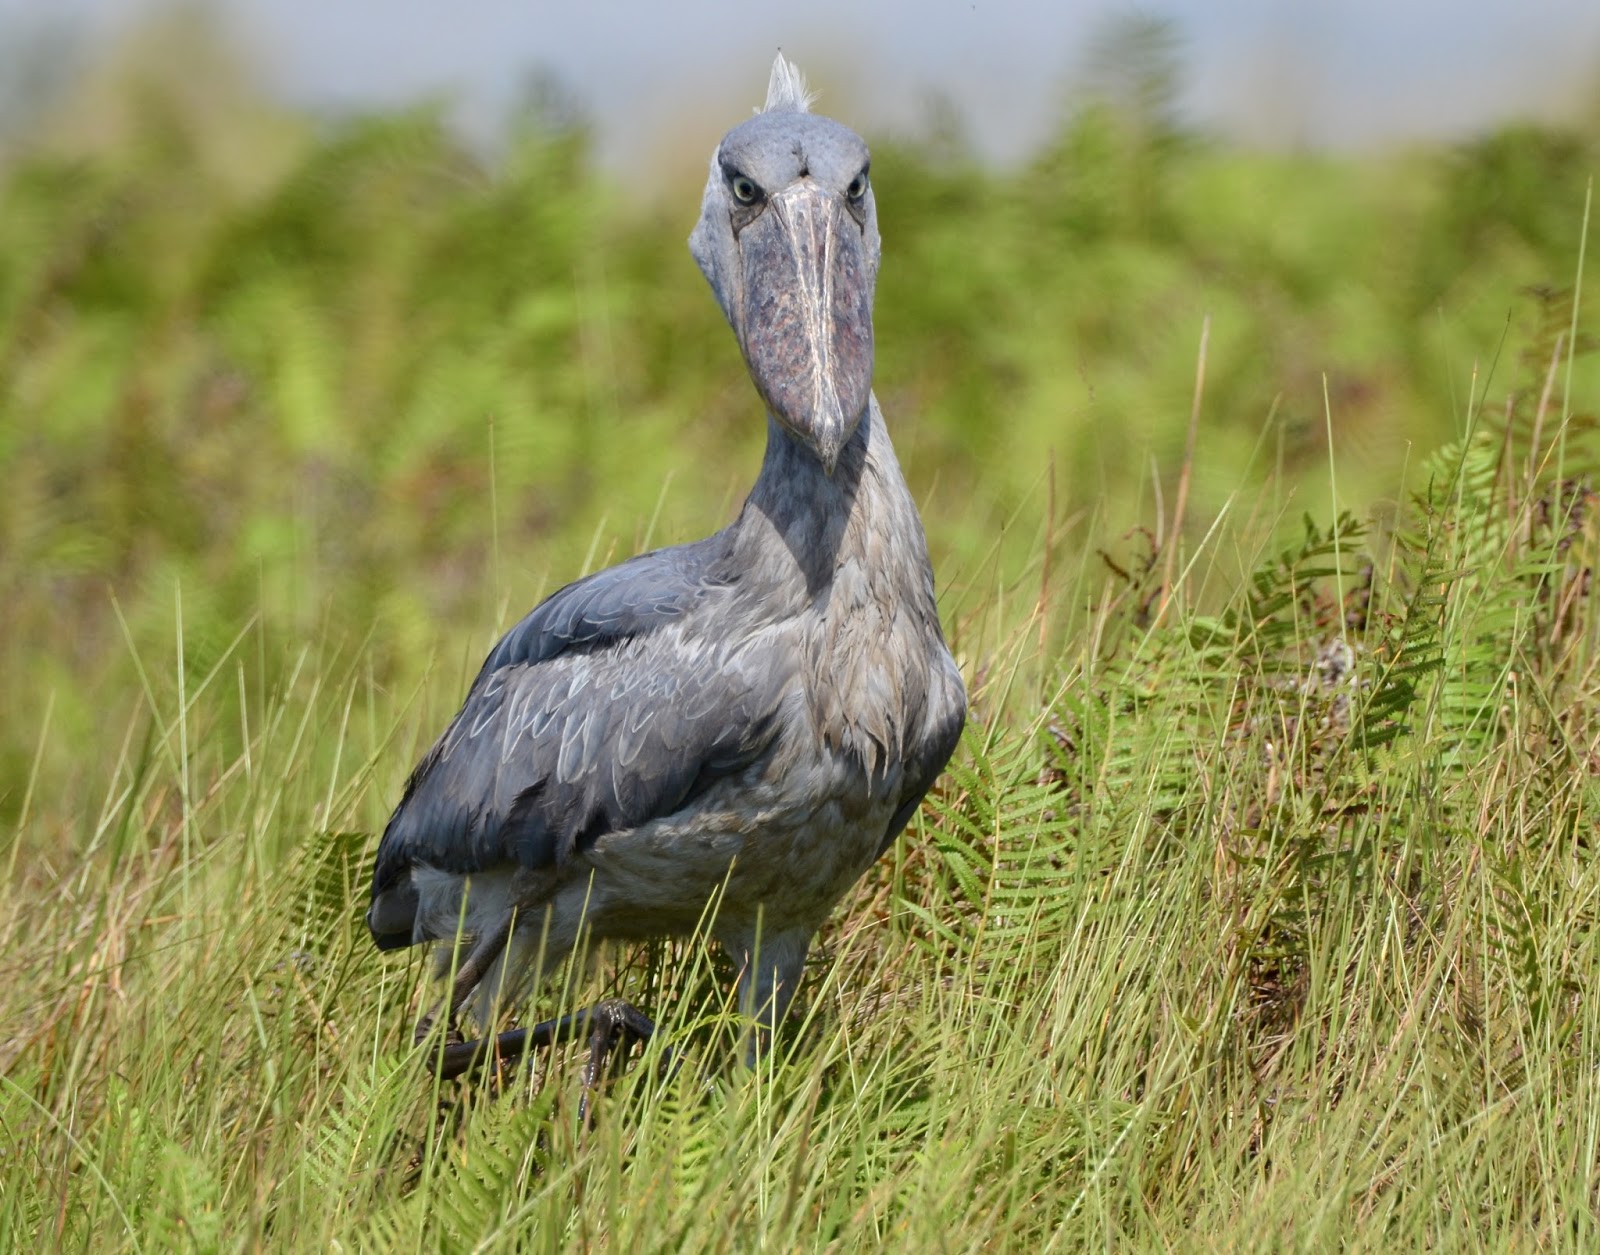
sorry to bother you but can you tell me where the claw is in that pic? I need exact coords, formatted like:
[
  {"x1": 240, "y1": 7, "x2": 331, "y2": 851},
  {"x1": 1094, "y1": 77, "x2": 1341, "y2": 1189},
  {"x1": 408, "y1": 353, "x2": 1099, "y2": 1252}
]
[
  {"x1": 426, "y1": 999, "x2": 658, "y2": 1113},
  {"x1": 576, "y1": 1001, "x2": 656, "y2": 1121}
]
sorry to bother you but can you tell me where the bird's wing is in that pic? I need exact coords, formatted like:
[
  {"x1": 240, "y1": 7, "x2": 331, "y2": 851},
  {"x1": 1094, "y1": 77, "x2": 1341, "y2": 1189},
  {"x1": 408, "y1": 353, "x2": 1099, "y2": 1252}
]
[
  {"x1": 369, "y1": 536, "x2": 785, "y2": 912},
  {"x1": 877, "y1": 648, "x2": 965, "y2": 857},
  {"x1": 481, "y1": 541, "x2": 725, "y2": 671}
]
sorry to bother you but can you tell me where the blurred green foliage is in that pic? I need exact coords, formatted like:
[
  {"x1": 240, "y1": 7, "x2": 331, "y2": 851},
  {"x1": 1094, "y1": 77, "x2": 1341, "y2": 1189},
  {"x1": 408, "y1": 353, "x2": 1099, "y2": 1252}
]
[
  {"x1": 5, "y1": 28, "x2": 1600, "y2": 1246},
  {"x1": 2, "y1": 28, "x2": 1599, "y2": 832}
]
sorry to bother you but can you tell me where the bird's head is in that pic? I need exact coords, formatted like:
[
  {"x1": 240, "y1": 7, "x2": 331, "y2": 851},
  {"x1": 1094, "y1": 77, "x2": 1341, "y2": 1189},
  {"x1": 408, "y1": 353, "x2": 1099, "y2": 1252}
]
[{"x1": 689, "y1": 55, "x2": 880, "y2": 476}]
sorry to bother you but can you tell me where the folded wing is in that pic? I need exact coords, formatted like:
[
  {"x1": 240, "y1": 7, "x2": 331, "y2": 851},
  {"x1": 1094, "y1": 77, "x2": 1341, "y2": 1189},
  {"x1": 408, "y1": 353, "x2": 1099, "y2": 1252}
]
[{"x1": 368, "y1": 534, "x2": 787, "y2": 948}]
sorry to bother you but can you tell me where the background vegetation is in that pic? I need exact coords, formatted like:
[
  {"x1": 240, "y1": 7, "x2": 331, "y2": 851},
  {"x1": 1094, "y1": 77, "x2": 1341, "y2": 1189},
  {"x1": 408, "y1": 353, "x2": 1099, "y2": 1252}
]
[{"x1": 3, "y1": 18, "x2": 1599, "y2": 1249}]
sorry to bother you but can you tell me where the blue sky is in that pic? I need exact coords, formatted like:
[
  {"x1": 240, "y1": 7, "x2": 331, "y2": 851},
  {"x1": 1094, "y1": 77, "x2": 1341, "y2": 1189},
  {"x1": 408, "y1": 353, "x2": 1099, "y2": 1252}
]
[{"x1": 3, "y1": 1, "x2": 1598, "y2": 165}]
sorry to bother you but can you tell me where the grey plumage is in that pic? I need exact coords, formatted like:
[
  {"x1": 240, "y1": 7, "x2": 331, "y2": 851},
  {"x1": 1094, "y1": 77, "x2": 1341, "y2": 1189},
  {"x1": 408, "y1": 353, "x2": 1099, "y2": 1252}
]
[{"x1": 367, "y1": 55, "x2": 966, "y2": 1043}]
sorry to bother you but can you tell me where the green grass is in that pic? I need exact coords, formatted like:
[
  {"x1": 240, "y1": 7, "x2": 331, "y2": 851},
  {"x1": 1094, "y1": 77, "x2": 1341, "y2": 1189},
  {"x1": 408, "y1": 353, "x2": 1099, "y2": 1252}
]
[
  {"x1": 6, "y1": 410, "x2": 1600, "y2": 1248},
  {"x1": 5, "y1": 26, "x2": 1600, "y2": 1249}
]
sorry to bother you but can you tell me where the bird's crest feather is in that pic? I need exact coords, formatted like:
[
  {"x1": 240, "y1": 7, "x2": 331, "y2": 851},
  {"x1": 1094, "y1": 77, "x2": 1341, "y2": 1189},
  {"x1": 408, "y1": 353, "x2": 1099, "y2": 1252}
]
[{"x1": 762, "y1": 53, "x2": 815, "y2": 114}]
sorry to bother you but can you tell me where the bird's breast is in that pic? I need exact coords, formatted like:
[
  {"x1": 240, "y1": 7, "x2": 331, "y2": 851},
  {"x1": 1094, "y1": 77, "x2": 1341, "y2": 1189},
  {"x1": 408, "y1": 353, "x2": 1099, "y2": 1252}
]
[
  {"x1": 582, "y1": 752, "x2": 897, "y2": 935},
  {"x1": 800, "y1": 551, "x2": 939, "y2": 787}
]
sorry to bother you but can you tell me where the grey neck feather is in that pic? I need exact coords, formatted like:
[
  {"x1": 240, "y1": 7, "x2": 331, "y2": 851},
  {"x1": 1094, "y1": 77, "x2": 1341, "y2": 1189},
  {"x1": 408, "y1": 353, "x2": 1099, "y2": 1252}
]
[{"x1": 734, "y1": 399, "x2": 921, "y2": 602}]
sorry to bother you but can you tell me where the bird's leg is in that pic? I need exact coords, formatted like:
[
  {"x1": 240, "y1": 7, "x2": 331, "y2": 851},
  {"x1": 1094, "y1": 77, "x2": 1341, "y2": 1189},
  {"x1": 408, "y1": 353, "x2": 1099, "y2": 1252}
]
[
  {"x1": 446, "y1": 916, "x2": 514, "y2": 1017},
  {"x1": 728, "y1": 926, "x2": 812, "y2": 1067},
  {"x1": 414, "y1": 915, "x2": 514, "y2": 1048}
]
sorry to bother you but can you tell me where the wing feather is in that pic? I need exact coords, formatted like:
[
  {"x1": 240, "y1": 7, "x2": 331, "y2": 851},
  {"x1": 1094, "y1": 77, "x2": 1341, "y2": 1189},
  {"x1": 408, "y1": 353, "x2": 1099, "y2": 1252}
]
[{"x1": 368, "y1": 533, "x2": 785, "y2": 935}]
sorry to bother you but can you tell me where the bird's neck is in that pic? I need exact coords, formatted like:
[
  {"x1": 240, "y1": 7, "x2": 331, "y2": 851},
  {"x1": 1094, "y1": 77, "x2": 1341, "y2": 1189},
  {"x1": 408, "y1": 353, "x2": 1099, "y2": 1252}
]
[{"x1": 735, "y1": 401, "x2": 932, "y2": 605}]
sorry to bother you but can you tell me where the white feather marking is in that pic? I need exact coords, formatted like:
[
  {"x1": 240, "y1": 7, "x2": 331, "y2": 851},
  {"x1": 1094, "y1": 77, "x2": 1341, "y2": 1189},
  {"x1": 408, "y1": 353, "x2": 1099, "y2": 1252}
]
[{"x1": 762, "y1": 52, "x2": 816, "y2": 114}]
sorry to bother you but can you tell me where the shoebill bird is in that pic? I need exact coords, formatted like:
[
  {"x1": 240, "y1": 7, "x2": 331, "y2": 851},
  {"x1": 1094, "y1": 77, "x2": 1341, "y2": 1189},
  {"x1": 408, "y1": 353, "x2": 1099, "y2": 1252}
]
[{"x1": 365, "y1": 54, "x2": 966, "y2": 1084}]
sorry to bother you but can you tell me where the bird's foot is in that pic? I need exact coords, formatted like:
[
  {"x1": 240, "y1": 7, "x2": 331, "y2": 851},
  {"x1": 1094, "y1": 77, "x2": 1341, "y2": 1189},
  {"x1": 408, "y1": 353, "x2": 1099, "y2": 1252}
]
[
  {"x1": 412, "y1": 1011, "x2": 464, "y2": 1049},
  {"x1": 575, "y1": 1000, "x2": 655, "y2": 1092},
  {"x1": 428, "y1": 999, "x2": 659, "y2": 1109}
]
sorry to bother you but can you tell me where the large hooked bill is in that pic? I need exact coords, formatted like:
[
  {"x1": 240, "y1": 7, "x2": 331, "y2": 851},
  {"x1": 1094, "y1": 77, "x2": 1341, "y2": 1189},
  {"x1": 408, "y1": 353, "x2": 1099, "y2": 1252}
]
[{"x1": 735, "y1": 181, "x2": 874, "y2": 474}]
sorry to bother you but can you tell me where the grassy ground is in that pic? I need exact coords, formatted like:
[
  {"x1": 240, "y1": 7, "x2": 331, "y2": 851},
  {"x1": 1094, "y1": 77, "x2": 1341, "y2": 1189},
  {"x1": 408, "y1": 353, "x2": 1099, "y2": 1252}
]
[
  {"x1": 5, "y1": 28, "x2": 1600, "y2": 1250},
  {"x1": 7, "y1": 409, "x2": 1600, "y2": 1249}
]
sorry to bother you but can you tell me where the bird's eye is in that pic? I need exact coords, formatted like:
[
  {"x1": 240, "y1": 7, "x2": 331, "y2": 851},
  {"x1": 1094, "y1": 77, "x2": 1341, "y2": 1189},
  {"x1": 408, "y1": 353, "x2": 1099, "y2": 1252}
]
[
  {"x1": 847, "y1": 169, "x2": 869, "y2": 201},
  {"x1": 730, "y1": 174, "x2": 760, "y2": 204}
]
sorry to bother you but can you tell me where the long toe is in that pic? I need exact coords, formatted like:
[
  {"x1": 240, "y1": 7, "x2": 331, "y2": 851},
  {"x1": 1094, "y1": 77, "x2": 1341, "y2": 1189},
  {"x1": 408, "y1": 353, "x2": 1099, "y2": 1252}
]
[
  {"x1": 430, "y1": 1001, "x2": 657, "y2": 1087},
  {"x1": 433, "y1": 1025, "x2": 536, "y2": 1082}
]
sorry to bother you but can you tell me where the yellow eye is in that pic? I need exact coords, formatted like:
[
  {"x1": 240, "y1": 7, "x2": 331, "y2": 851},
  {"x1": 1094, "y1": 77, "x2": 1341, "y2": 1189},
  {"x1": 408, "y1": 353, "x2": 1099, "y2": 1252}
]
[
  {"x1": 847, "y1": 170, "x2": 869, "y2": 200},
  {"x1": 730, "y1": 174, "x2": 760, "y2": 204}
]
